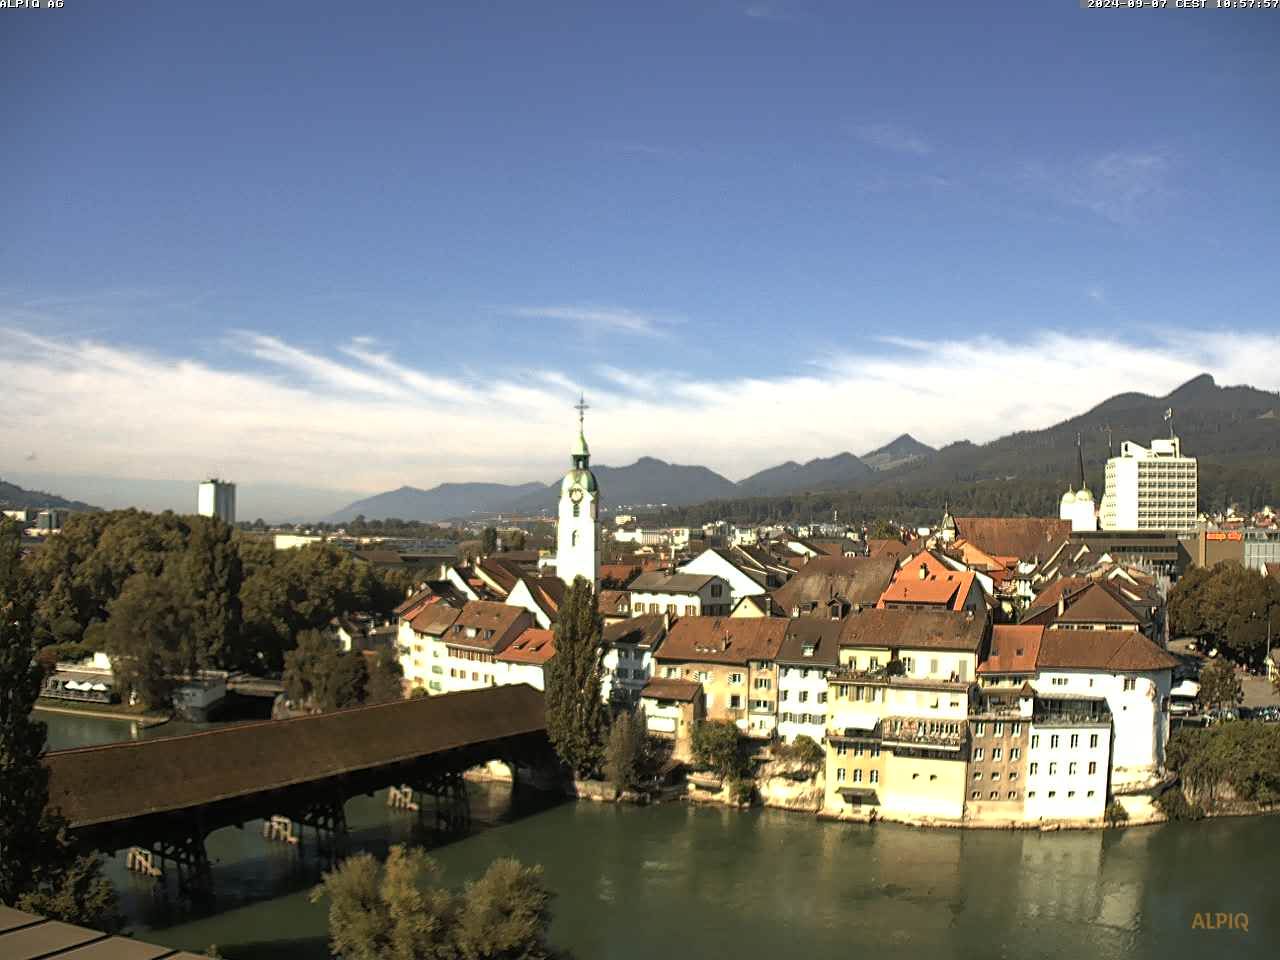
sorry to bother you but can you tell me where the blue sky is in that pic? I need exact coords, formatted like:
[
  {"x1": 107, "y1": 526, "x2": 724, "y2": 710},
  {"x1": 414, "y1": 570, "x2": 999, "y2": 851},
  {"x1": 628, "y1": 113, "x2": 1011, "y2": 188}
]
[{"x1": 3, "y1": 0, "x2": 1279, "y2": 518}]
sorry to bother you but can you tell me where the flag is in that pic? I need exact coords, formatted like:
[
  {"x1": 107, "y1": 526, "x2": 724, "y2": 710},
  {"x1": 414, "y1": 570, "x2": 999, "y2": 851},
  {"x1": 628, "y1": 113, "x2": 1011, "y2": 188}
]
[{"x1": 1163, "y1": 408, "x2": 1172, "y2": 421}]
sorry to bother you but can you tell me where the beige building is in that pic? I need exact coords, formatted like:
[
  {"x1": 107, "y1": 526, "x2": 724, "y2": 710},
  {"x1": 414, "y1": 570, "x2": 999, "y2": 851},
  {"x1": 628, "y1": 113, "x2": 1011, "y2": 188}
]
[
  {"x1": 640, "y1": 677, "x2": 705, "y2": 762},
  {"x1": 652, "y1": 617, "x2": 787, "y2": 738},
  {"x1": 823, "y1": 609, "x2": 989, "y2": 822},
  {"x1": 427, "y1": 601, "x2": 532, "y2": 694}
]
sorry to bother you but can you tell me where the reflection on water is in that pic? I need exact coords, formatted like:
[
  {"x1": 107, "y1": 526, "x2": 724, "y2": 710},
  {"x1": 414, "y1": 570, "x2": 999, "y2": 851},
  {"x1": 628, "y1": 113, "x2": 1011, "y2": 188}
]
[{"x1": 38, "y1": 711, "x2": 1280, "y2": 960}]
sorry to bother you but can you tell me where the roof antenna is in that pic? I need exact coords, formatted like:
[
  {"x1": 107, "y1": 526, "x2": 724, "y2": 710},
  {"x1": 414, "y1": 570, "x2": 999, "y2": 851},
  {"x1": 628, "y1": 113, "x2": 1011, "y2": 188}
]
[{"x1": 1164, "y1": 406, "x2": 1174, "y2": 439}]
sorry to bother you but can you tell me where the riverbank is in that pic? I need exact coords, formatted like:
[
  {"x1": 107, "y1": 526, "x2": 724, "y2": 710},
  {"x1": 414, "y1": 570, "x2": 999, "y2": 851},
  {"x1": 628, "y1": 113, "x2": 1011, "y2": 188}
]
[{"x1": 35, "y1": 699, "x2": 171, "y2": 727}]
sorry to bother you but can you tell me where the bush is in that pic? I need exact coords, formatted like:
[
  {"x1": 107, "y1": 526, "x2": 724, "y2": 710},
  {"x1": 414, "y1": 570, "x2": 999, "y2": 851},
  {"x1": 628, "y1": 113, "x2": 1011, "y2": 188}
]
[
  {"x1": 774, "y1": 735, "x2": 824, "y2": 769},
  {"x1": 1104, "y1": 801, "x2": 1128, "y2": 826},
  {"x1": 1157, "y1": 788, "x2": 1204, "y2": 822},
  {"x1": 692, "y1": 720, "x2": 750, "y2": 780},
  {"x1": 727, "y1": 778, "x2": 755, "y2": 805}
]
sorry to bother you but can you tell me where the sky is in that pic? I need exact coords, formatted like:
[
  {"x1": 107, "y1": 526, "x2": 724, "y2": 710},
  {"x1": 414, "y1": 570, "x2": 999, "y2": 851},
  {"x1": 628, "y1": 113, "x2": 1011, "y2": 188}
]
[{"x1": 3, "y1": 0, "x2": 1279, "y2": 519}]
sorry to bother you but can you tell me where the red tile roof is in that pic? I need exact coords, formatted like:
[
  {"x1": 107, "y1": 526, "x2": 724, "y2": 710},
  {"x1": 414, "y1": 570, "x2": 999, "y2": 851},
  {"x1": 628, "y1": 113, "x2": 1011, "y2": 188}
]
[
  {"x1": 655, "y1": 617, "x2": 788, "y2": 666},
  {"x1": 837, "y1": 608, "x2": 988, "y2": 652},
  {"x1": 978, "y1": 625, "x2": 1044, "y2": 675},
  {"x1": 1035, "y1": 630, "x2": 1178, "y2": 672},
  {"x1": 952, "y1": 517, "x2": 1071, "y2": 562},
  {"x1": 641, "y1": 678, "x2": 703, "y2": 703},
  {"x1": 771, "y1": 556, "x2": 897, "y2": 613},
  {"x1": 496, "y1": 628, "x2": 557, "y2": 666}
]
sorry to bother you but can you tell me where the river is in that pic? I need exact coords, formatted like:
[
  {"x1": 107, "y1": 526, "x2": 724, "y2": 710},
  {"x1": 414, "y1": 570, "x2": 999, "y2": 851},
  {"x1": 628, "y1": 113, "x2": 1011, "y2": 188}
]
[{"x1": 37, "y1": 708, "x2": 1278, "y2": 959}]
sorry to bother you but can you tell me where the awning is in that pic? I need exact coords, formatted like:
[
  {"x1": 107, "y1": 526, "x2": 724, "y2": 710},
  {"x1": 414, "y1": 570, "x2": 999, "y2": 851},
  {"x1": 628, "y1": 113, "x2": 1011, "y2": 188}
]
[
  {"x1": 842, "y1": 714, "x2": 878, "y2": 732},
  {"x1": 839, "y1": 787, "x2": 880, "y2": 804}
]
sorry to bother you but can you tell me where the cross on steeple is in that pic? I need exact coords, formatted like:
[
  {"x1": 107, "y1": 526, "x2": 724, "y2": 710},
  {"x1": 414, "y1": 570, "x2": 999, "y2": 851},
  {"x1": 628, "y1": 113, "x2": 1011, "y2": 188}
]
[{"x1": 575, "y1": 393, "x2": 589, "y2": 429}]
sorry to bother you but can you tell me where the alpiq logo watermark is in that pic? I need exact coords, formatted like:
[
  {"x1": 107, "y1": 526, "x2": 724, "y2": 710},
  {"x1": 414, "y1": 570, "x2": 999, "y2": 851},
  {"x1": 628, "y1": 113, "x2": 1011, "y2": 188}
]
[{"x1": 1191, "y1": 912, "x2": 1249, "y2": 932}]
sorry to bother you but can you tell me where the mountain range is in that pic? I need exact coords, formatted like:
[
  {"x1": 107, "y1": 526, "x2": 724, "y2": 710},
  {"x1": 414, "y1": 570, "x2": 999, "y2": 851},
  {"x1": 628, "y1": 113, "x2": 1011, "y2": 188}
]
[
  {"x1": 0, "y1": 478, "x2": 99, "y2": 513},
  {"x1": 327, "y1": 375, "x2": 1280, "y2": 522}
]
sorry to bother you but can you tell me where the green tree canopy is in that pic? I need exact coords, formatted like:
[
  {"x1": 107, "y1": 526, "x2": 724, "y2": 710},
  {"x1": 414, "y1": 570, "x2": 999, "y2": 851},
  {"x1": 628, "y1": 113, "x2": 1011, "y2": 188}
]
[
  {"x1": 692, "y1": 720, "x2": 750, "y2": 780},
  {"x1": 544, "y1": 578, "x2": 608, "y2": 779},
  {"x1": 1196, "y1": 658, "x2": 1244, "y2": 712},
  {"x1": 283, "y1": 630, "x2": 369, "y2": 713},
  {"x1": 311, "y1": 845, "x2": 560, "y2": 960},
  {"x1": 1169, "y1": 562, "x2": 1280, "y2": 663},
  {"x1": 604, "y1": 709, "x2": 649, "y2": 791}
]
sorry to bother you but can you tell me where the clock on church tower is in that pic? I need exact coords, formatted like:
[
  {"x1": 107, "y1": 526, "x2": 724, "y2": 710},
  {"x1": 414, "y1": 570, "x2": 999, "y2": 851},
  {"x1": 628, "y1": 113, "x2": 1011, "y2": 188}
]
[{"x1": 556, "y1": 396, "x2": 600, "y2": 589}]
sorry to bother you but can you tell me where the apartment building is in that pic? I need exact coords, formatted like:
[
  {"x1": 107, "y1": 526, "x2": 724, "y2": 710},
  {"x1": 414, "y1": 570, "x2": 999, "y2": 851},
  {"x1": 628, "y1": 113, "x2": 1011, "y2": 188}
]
[
  {"x1": 428, "y1": 601, "x2": 533, "y2": 694},
  {"x1": 1100, "y1": 435, "x2": 1198, "y2": 532},
  {"x1": 397, "y1": 603, "x2": 461, "y2": 694},
  {"x1": 630, "y1": 572, "x2": 733, "y2": 618},
  {"x1": 653, "y1": 617, "x2": 787, "y2": 738},
  {"x1": 600, "y1": 614, "x2": 668, "y2": 707},
  {"x1": 775, "y1": 619, "x2": 841, "y2": 745},
  {"x1": 1024, "y1": 699, "x2": 1112, "y2": 821}
]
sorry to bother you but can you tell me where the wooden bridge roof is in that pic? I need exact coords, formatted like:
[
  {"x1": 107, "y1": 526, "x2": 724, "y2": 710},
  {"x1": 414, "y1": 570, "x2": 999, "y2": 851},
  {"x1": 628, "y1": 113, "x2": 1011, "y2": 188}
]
[{"x1": 44, "y1": 684, "x2": 546, "y2": 829}]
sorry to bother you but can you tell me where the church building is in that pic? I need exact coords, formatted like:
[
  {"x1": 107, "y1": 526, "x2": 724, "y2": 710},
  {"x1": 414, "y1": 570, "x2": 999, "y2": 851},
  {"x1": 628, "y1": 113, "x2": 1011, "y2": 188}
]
[{"x1": 555, "y1": 397, "x2": 600, "y2": 589}]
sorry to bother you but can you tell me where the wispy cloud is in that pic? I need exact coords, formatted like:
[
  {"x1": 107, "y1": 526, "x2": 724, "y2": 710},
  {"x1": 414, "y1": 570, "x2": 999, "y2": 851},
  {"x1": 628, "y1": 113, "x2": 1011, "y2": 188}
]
[
  {"x1": 1021, "y1": 150, "x2": 1173, "y2": 225},
  {"x1": 507, "y1": 305, "x2": 675, "y2": 338},
  {"x1": 853, "y1": 123, "x2": 934, "y2": 157},
  {"x1": 3, "y1": 325, "x2": 1278, "y2": 513}
]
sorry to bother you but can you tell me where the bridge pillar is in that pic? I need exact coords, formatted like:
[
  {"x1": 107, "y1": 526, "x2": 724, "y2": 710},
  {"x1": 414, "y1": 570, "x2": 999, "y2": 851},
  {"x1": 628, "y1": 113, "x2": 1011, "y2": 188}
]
[
  {"x1": 292, "y1": 791, "x2": 349, "y2": 866},
  {"x1": 405, "y1": 770, "x2": 471, "y2": 837},
  {"x1": 146, "y1": 828, "x2": 212, "y2": 902}
]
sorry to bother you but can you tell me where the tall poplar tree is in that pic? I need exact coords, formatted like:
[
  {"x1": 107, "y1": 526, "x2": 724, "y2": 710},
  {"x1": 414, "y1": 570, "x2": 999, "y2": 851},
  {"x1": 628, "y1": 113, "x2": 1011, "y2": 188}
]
[
  {"x1": 0, "y1": 518, "x2": 120, "y2": 925},
  {"x1": 544, "y1": 577, "x2": 608, "y2": 779}
]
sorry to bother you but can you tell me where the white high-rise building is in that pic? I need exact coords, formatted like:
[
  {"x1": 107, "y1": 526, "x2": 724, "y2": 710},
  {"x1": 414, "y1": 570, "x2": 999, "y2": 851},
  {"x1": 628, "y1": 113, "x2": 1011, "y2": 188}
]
[
  {"x1": 197, "y1": 479, "x2": 237, "y2": 524},
  {"x1": 1100, "y1": 435, "x2": 1197, "y2": 532},
  {"x1": 555, "y1": 397, "x2": 600, "y2": 589}
]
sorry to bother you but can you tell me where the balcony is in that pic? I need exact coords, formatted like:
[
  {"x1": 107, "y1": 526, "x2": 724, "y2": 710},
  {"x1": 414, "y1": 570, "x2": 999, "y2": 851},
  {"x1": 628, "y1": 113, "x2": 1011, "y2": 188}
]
[
  {"x1": 1032, "y1": 697, "x2": 1112, "y2": 727},
  {"x1": 880, "y1": 716, "x2": 967, "y2": 750}
]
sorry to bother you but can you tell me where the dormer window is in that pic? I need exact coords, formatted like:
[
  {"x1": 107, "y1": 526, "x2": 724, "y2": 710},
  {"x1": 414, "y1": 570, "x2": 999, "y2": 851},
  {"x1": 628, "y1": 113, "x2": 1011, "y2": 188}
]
[{"x1": 801, "y1": 643, "x2": 816, "y2": 657}]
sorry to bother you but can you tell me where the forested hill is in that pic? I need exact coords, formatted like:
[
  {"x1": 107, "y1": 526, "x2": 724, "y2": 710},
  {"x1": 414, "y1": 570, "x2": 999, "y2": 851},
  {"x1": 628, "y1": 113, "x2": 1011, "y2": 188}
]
[{"x1": 0, "y1": 478, "x2": 98, "y2": 512}]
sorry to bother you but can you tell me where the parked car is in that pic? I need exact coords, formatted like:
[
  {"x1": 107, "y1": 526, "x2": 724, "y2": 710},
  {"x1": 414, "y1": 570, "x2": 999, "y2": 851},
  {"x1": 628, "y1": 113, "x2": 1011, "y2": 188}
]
[{"x1": 1252, "y1": 705, "x2": 1280, "y2": 723}]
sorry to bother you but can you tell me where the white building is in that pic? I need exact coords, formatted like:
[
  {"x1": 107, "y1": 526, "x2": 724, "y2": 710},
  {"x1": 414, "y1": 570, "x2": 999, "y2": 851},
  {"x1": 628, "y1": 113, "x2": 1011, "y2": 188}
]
[
  {"x1": 1024, "y1": 698, "x2": 1112, "y2": 822},
  {"x1": 678, "y1": 547, "x2": 768, "y2": 606},
  {"x1": 1100, "y1": 434, "x2": 1197, "y2": 532},
  {"x1": 775, "y1": 620, "x2": 841, "y2": 745},
  {"x1": 629, "y1": 572, "x2": 733, "y2": 618},
  {"x1": 1032, "y1": 629, "x2": 1176, "y2": 790},
  {"x1": 555, "y1": 399, "x2": 600, "y2": 588},
  {"x1": 600, "y1": 613, "x2": 668, "y2": 706},
  {"x1": 197, "y1": 479, "x2": 236, "y2": 524},
  {"x1": 494, "y1": 628, "x2": 556, "y2": 691},
  {"x1": 426, "y1": 601, "x2": 533, "y2": 694}
]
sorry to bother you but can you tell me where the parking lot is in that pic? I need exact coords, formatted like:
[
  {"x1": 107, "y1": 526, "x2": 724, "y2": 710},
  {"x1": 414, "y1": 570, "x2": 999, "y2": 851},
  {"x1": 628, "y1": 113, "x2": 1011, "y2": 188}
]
[{"x1": 1169, "y1": 636, "x2": 1280, "y2": 709}]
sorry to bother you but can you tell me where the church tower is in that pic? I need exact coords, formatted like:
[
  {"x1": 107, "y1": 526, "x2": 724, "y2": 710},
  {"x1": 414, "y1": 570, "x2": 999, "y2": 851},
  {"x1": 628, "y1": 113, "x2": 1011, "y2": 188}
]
[{"x1": 556, "y1": 395, "x2": 600, "y2": 589}]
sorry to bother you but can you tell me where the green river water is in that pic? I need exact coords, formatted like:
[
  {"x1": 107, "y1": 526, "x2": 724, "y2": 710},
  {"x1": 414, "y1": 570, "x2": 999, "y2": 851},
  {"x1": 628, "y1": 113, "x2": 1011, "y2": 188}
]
[{"x1": 38, "y1": 708, "x2": 1278, "y2": 959}]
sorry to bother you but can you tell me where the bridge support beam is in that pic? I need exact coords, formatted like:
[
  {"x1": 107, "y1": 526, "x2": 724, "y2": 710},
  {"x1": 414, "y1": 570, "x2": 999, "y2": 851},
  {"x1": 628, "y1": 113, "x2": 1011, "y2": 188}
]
[
  {"x1": 145, "y1": 828, "x2": 212, "y2": 902},
  {"x1": 404, "y1": 770, "x2": 471, "y2": 837},
  {"x1": 292, "y1": 792, "x2": 349, "y2": 865}
]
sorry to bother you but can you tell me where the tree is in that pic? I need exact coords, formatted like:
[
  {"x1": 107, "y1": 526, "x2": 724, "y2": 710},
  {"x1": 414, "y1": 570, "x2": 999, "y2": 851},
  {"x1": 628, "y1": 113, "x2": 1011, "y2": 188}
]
[
  {"x1": 544, "y1": 578, "x2": 608, "y2": 779},
  {"x1": 692, "y1": 720, "x2": 749, "y2": 780},
  {"x1": 454, "y1": 858, "x2": 556, "y2": 960},
  {"x1": 88, "y1": 571, "x2": 194, "y2": 711},
  {"x1": 604, "y1": 709, "x2": 648, "y2": 791},
  {"x1": 1167, "y1": 561, "x2": 1280, "y2": 663},
  {"x1": 775, "y1": 735, "x2": 824, "y2": 769},
  {"x1": 310, "y1": 845, "x2": 558, "y2": 960},
  {"x1": 283, "y1": 630, "x2": 368, "y2": 713},
  {"x1": 1197, "y1": 658, "x2": 1243, "y2": 712},
  {"x1": 0, "y1": 519, "x2": 119, "y2": 926},
  {"x1": 366, "y1": 650, "x2": 406, "y2": 704},
  {"x1": 481, "y1": 527, "x2": 498, "y2": 556},
  {"x1": 508, "y1": 531, "x2": 527, "y2": 552}
]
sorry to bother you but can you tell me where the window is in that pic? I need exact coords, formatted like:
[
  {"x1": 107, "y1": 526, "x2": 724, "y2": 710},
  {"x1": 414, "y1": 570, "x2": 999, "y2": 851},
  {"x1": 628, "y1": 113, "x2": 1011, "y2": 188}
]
[
  {"x1": 870, "y1": 745, "x2": 881, "y2": 758},
  {"x1": 853, "y1": 744, "x2": 865, "y2": 757},
  {"x1": 992, "y1": 748, "x2": 1002, "y2": 761},
  {"x1": 730, "y1": 695, "x2": 741, "y2": 709},
  {"x1": 754, "y1": 677, "x2": 771, "y2": 690},
  {"x1": 711, "y1": 584, "x2": 723, "y2": 597},
  {"x1": 818, "y1": 692, "x2": 827, "y2": 703},
  {"x1": 1031, "y1": 735, "x2": 1039, "y2": 749},
  {"x1": 1068, "y1": 762, "x2": 1078, "y2": 775},
  {"x1": 1052, "y1": 677, "x2": 1068, "y2": 687},
  {"x1": 869, "y1": 656, "x2": 880, "y2": 670},
  {"x1": 836, "y1": 743, "x2": 848, "y2": 756},
  {"x1": 1009, "y1": 771, "x2": 1019, "y2": 781},
  {"x1": 853, "y1": 769, "x2": 863, "y2": 783},
  {"x1": 990, "y1": 791, "x2": 998, "y2": 800},
  {"x1": 869, "y1": 770, "x2": 879, "y2": 783},
  {"x1": 1087, "y1": 790, "x2": 1095, "y2": 798},
  {"x1": 1010, "y1": 748, "x2": 1020, "y2": 761},
  {"x1": 729, "y1": 672, "x2": 743, "y2": 684},
  {"x1": 971, "y1": 790, "x2": 980, "y2": 800},
  {"x1": 1088, "y1": 761, "x2": 1097, "y2": 775},
  {"x1": 993, "y1": 722, "x2": 1004, "y2": 737},
  {"x1": 1070, "y1": 734, "x2": 1079, "y2": 749},
  {"x1": 902, "y1": 657, "x2": 914, "y2": 673},
  {"x1": 1049, "y1": 762, "x2": 1058, "y2": 775},
  {"x1": 929, "y1": 774, "x2": 937, "y2": 782},
  {"x1": 836, "y1": 768, "x2": 846, "y2": 782},
  {"x1": 930, "y1": 658, "x2": 939, "y2": 676},
  {"x1": 695, "y1": 671, "x2": 709, "y2": 682},
  {"x1": 973, "y1": 722, "x2": 985, "y2": 737},
  {"x1": 798, "y1": 691, "x2": 809, "y2": 703},
  {"x1": 1028, "y1": 791, "x2": 1036, "y2": 798},
  {"x1": 1011, "y1": 722, "x2": 1021, "y2": 737},
  {"x1": 1048, "y1": 790, "x2": 1056, "y2": 799},
  {"x1": 1123, "y1": 677, "x2": 1136, "y2": 691},
  {"x1": 991, "y1": 771, "x2": 1001, "y2": 782},
  {"x1": 1067, "y1": 790, "x2": 1076, "y2": 798},
  {"x1": 1050, "y1": 735, "x2": 1060, "y2": 749},
  {"x1": 973, "y1": 771, "x2": 982, "y2": 782},
  {"x1": 973, "y1": 748, "x2": 984, "y2": 761},
  {"x1": 1090, "y1": 734, "x2": 1099, "y2": 749}
]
